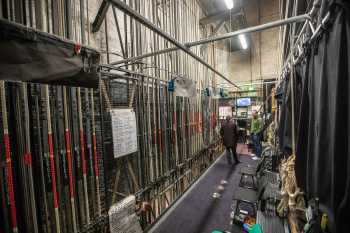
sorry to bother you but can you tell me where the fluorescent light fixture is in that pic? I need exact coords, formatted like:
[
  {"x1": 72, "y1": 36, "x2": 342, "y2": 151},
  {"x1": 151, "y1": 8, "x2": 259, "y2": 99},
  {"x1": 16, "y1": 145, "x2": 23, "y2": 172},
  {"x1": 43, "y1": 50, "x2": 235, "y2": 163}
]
[
  {"x1": 239, "y1": 34, "x2": 248, "y2": 50},
  {"x1": 224, "y1": 0, "x2": 234, "y2": 10}
]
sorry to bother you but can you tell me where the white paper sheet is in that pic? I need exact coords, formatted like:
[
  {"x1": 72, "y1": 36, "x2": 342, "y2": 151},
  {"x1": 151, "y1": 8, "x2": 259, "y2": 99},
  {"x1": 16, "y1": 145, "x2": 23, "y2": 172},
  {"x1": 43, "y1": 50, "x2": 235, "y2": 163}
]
[{"x1": 110, "y1": 108, "x2": 138, "y2": 158}]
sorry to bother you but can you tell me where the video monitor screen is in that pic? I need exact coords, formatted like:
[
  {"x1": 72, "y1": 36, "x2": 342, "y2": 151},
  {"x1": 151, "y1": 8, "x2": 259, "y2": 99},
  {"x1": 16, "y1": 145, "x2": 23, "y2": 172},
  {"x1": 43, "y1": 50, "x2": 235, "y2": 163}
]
[{"x1": 236, "y1": 98, "x2": 251, "y2": 107}]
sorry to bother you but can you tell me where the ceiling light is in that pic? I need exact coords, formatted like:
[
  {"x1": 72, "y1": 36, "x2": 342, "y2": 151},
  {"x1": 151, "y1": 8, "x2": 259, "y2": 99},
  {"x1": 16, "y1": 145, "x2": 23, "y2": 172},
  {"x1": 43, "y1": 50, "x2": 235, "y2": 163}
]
[
  {"x1": 239, "y1": 34, "x2": 248, "y2": 50},
  {"x1": 224, "y1": 0, "x2": 234, "y2": 10}
]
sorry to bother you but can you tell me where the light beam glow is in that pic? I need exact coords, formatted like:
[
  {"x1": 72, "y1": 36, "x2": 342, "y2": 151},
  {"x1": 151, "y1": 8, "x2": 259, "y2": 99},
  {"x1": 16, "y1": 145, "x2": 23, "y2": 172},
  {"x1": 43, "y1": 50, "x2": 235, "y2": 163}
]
[
  {"x1": 239, "y1": 34, "x2": 248, "y2": 50},
  {"x1": 224, "y1": 0, "x2": 234, "y2": 10}
]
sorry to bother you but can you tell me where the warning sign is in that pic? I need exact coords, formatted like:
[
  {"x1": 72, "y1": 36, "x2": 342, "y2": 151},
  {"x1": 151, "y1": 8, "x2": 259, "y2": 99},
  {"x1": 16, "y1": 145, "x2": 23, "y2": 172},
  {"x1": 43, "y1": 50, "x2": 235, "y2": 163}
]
[{"x1": 110, "y1": 108, "x2": 138, "y2": 158}]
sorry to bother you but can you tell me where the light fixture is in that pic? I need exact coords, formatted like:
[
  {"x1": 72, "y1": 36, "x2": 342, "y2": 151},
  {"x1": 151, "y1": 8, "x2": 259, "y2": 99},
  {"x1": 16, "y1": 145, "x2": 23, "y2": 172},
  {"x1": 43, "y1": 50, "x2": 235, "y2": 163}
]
[
  {"x1": 239, "y1": 34, "x2": 248, "y2": 50},
  {"x1": 224, "y1": 0, "x2": 234, "y2": 10}
]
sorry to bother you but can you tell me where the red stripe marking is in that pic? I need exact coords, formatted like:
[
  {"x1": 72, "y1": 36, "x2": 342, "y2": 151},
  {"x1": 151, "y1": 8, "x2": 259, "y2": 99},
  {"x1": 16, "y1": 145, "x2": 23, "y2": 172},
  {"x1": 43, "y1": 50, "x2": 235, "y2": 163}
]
[
  {"x1": 65, "y1": 131, "x2": 74, "y2": 197},
  {"x1": 24, "y1": 153, "x2": 32, "y2": 165},
  {"x1": 80, "y1": 129, "x2": 87, "y2": 175},
  {"x1": 74, "y1": 44, "x2": 81, "y2": 54},
  {"x1": 48, "y1": 133, "x2": 59, "y2": 208},
  {"x1": 4, "y1": 134, "x2": 17, "y2": 229},
  {"x1": 92, "y1": 134, "x2": 99, "y2": 177}
]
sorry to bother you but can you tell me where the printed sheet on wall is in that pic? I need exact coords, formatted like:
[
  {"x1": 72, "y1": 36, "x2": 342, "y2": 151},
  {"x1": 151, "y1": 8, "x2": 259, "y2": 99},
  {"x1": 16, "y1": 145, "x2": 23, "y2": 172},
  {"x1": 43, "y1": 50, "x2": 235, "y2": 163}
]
[{"x1": 110, "y1": 108, "x2": 138, "y2": 158}]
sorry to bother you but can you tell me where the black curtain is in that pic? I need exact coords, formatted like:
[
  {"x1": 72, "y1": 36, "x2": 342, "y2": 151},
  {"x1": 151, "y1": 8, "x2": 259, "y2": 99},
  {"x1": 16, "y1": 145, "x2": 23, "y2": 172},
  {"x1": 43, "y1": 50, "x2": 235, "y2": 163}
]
[
  {"x1": 0, "y1": 19, "x2": 100, "y2": 88},
  {"x1": 277, "y1": 66, "x2": 303, "y2": 154},
  {"x1": 293, "y1": 1, "x2": 350, "y2": 232},
  {"x1": 278, "y1": 74, "x2": 292, "y2": 153}
]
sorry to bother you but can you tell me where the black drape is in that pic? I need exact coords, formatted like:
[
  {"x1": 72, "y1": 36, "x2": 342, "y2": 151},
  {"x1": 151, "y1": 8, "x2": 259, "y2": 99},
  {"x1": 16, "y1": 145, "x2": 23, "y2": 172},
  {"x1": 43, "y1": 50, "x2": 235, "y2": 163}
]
[
  {"x1": 293, "y1": 1, "x2": 350, "y2": 232},
  {"x1": 0, "y1": 19, "x2": 100, "y2": 88},
  {"x1": 278, "y1": 74, "x2": 293, "y2": 153},
  {"x1": 278, "y1": 66, "x2": 303, "y2": 154}
]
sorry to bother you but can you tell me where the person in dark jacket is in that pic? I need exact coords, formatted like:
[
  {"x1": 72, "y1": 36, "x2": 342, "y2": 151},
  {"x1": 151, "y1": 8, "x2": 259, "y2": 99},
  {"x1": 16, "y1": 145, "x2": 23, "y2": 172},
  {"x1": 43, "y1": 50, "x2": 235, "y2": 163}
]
[
  {"x1": 250, "y1": 111, "x2": 263, "y2": 157},
  {"x1": 220, "y1": 116, "x2": 240, "y2": 165}
]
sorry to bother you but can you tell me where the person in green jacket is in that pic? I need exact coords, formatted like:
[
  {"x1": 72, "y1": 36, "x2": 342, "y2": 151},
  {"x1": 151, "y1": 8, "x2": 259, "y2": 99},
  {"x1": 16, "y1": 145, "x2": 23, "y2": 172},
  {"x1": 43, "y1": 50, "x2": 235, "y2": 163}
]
[{"x1": 250, "y1": 111, "x2": 262, "y2": 156}]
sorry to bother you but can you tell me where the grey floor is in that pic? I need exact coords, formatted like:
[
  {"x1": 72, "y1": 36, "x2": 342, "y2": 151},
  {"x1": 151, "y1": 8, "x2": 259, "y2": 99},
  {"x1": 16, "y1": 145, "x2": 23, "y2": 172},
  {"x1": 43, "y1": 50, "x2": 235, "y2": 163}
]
[{"x1": 149, "y1": 150, "x2": 257, "y2": 233}]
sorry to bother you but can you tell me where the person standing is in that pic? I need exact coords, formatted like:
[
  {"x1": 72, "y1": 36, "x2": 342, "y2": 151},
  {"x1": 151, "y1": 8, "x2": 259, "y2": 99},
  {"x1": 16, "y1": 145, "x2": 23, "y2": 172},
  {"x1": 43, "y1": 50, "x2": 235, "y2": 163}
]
[
  {"x1": 250, "y1": 111, "x2": 263, "y2": 157},
  {"x1": 220, "y1": 116, "x2": 240, "y2": 165}
]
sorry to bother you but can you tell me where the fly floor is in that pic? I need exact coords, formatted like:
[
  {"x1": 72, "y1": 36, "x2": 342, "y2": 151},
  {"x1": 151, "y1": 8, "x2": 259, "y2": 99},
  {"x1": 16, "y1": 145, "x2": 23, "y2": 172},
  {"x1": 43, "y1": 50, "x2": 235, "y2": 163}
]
[{"x1": 149, "y1": 146, "x2": 258, "y2": 233}]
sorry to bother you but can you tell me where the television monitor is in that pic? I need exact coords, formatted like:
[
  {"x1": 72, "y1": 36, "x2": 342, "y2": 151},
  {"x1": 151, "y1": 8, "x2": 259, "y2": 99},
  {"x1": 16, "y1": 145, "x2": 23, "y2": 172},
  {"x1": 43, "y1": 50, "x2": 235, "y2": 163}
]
[{"x1": 236, "y1": 98, "x2": 251, "y2": 107}]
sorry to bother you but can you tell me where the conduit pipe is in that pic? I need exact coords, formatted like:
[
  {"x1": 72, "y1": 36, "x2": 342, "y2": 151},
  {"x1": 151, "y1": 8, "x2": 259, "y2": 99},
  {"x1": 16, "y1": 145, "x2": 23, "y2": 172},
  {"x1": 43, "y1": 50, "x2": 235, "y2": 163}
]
[
  {"x1": 109, "y1": 14, "x2": 310, "y2": 67},
  {"x1": 99, "y1": 0, "x2": 310, "y2": 88},
  {"x1": 105, "y1": 0, "x2": 240, "y2": 88}
]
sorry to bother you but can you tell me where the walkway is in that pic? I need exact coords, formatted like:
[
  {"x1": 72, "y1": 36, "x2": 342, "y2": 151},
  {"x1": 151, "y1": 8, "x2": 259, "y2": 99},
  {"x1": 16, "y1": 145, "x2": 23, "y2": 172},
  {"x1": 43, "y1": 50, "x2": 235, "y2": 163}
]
[{"x1": 149, "y1": 144, "x2": 257, "y2": 233}]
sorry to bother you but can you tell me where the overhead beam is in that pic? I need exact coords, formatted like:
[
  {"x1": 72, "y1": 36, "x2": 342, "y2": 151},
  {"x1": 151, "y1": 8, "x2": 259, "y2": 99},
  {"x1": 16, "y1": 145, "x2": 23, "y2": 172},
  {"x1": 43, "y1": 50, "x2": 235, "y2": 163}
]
[
  {"x1": 212, "y1": 19, "x2": 226, "y2": 35},
  {"x1": 105, "y1": 0, "x2": 239, "y2": 88},
  {"x1": 192, "y1": 14, "x2": 310, "y2": 46},
  {"x1": 109, "y1": 14, "x2": 310, "y2": 66},
  {"x1": 199, "y1": 9, "x2": 243, "y2": 25},
  {"x1": 224, "y1": 23, "x2": 230, "y2": 33},
  {"x1": 92, "y1": 0, "x2": 110, "y2": 33}
]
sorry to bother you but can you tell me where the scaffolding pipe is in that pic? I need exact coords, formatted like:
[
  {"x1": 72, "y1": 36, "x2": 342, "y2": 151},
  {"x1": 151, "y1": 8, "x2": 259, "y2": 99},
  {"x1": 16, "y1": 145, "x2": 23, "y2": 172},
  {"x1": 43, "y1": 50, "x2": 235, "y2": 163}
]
[
  {"x1": 109, "y1": 14, "x2": 310, "y2": 67},
  {"x1": 91, "y1": 1, "x2": 110, "y2": 33},
  {"x1": 104, "y1": 0, "x2": 239, "y2": 88}
]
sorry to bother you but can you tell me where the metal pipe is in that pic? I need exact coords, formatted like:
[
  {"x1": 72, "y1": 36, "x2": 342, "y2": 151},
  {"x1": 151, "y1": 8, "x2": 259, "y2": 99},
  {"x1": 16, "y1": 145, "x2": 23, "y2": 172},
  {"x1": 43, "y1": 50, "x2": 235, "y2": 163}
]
[
  {"x1": 105, "y1": 0, "x2": 239, "y2": 88},
  {"x1": 295, "y1": 20, "x2": 308, "y2": 44},
  {"x1": 308, "y1": 21, "x2": 315, "y2": 34},
  {"x1": 212, "y1": 19, "x2": 226, "y2": 36},
  {"x1": 183, "y1": 14, "x2": 309, "y2": 47},
  {"x1": 280, "y1": 0, "x2": 323, "y2": 72},
  {"x1": 309, "y1": 0, "x2": 322, "y2": 19},
  {"x1": 310, "y1": 11, "x2": 330, "y2": 42},
  {"x1": 288, "y1": 10, "x2": 330, "y2": 67},
  {"x1": 112, "y1": 6, "x2": 126, "y2": 58},
  {"x1": 109, "y1": 14, "x2": 310, "y2": 67},
  {"x1": 316, "y1": 0, "x2": 326, "y2": 25},
  {"x1": 199, "y1": 9, "x2": 243, "y2": 25},
  {"x1": 91, "y1": 1, "x2": 110, "y2": 33},
  {"x1": 220, "y1": 80, "x2": 278, "y2": 87},
  {"x1": 278, "y1": 13, "x2": 314, "y2": 73},
  {"x1": 101, "y1": 65, "x2": 168, "y2": 82}
]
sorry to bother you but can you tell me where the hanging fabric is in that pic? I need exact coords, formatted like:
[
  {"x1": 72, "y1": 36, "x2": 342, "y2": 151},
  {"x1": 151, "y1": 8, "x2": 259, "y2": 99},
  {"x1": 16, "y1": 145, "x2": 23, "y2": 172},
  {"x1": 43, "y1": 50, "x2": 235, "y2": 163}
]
[
  {"x1": 294, "y1": 1, "x2": 350, "y2": 232},
  {"x1": 277, "y1": 74, "x2": 292, "y2": 153},
  {"x1": 0, "y1": 19, "x2": 100, "y2": 88}
]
